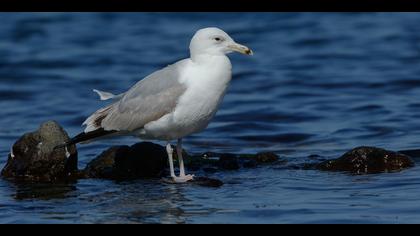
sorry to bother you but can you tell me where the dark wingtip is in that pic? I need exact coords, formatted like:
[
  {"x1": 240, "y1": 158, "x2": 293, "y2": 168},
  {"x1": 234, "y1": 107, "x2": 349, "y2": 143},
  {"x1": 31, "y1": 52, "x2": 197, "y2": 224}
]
[{"x1": 58, "y1": 129, "x2": 117, "y2": 149}]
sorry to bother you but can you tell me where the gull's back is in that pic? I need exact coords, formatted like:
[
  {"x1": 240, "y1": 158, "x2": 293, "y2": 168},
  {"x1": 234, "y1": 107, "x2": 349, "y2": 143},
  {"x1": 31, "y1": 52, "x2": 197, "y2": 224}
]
[{"x1": 83, "y1": 59, "x2": 189, "y2": 133}]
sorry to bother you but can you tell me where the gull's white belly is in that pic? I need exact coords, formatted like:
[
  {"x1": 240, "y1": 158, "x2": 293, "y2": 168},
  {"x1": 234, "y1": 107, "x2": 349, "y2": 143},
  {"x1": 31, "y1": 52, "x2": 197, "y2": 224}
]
[{"x1": 139, "y1": 56, "x2": 232, "y2": 140}]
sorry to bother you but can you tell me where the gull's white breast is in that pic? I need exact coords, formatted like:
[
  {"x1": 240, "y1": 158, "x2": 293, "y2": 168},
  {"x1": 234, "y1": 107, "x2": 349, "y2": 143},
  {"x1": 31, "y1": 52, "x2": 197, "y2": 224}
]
[{"x1": 142, "y1": 55, "x2": 232, "y2": 140}]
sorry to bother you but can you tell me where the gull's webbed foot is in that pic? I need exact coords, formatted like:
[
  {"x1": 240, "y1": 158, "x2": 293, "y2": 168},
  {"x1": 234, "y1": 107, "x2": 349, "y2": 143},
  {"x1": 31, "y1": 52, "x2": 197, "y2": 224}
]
[{"x1": 163, "y1": 174, "x2": 194, "y2": 184}]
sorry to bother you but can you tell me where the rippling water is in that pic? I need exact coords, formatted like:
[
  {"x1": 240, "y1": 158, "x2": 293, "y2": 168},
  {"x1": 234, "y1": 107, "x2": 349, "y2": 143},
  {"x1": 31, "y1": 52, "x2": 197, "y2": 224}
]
[{"x1": 1, "y1": 12, "x2": 420, "y2": 223}]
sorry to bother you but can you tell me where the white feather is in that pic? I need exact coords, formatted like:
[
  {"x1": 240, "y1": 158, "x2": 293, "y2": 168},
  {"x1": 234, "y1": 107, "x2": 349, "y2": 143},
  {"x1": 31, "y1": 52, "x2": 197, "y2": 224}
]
[{"x1": 93, "y1": 89, "x2": 116, "y2": 101}]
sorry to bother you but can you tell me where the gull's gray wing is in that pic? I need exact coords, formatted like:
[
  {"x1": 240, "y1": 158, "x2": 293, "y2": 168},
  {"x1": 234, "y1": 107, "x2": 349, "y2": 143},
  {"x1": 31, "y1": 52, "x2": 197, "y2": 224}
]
[{"x1": 83, "y1": 59, "x2": 188, "y2": 133}]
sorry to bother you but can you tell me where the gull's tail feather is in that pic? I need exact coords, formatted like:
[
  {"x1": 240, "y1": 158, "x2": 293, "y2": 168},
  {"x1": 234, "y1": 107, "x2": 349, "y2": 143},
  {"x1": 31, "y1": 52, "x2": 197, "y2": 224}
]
[{"x1": 82, "y1": 105, "x2": 114, "y2": 133}]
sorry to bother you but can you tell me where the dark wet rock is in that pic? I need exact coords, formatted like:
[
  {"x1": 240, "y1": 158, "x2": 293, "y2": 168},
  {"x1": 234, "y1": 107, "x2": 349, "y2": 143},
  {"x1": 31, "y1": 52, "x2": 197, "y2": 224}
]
[
  {"x1": 200, "y1": 151, "x2": 221, "y2": 159},
  {"x1": 84, "y1": 142, "x2": 167, "y2": 180},
  {"x1": 217, "y1": 154, "x2": 240, "y2": 170},
  {"x1": 243, "y1": 159, "x2": 258, "y2": 168},
  {"x1": 1, "y1": 121, "x2": 78, "y2": 182},
  {"x1": 254, "y1": 152, "x2": 279, "y2": 164},
  {"x1": 184, "y1": 151, "x2": 282, "y2": 171},
  {"x1": 240, "y1": 152, "x2": 281, "y2": 168},
  {"x1": 183, "y1": 152, "x2": 217, "y2": 169},
  {"x1": 238, "y1": 152, "x2": 281, "y2": 164},
  {"x1": 83, "y1": 141, "x2": 281, "y2": 180},
  {"x1": 191, "y1": 177, "x2": 223, "y2": 187},
  {"x1": 83, "y1": 146, "x2": 128, "y2": 179},
  {"x1": 172, "y1": 146, "x2": 202, "y2": 170},
  {"x1": 317, "y1": 146, "x2": 415, "y2": 174}
]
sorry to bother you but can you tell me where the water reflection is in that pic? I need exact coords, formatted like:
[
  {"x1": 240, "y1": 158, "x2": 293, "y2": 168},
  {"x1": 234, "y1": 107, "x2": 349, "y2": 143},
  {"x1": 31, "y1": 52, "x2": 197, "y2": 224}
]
[{"x1": 11, "y1": 181, "x2": 78, "y2": 200}]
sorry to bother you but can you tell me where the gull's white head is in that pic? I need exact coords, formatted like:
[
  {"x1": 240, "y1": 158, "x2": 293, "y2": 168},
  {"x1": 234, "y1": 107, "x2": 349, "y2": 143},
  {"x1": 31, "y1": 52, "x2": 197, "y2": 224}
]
[{"x1": 189, "y1": 27, "x2": 253, "y2": 59}]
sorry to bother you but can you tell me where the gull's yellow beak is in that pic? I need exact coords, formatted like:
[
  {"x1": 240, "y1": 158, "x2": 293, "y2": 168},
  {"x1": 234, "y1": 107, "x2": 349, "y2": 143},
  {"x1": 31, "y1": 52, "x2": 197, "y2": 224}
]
[{"x1": 228, "y1": 42, "x2": 253, "y2": 55}]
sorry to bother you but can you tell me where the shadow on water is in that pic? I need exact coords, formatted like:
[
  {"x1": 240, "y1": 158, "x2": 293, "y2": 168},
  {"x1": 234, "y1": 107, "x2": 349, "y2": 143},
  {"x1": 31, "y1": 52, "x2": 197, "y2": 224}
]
[{"x1": 0, "y1": 179, "x2": 78, "y2": 201}]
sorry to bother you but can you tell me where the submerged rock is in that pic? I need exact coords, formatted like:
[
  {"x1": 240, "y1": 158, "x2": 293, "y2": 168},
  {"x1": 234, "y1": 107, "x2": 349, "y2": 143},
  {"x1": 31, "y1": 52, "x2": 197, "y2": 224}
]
[
  {"x1": 217, "y1": 154, "x2": 240, "y2": 170},
  {"x1": 84, "y1": 142, "x2": 167, "y2": 180},
  {"x1": 254, "y1": 152, "x2": 279, "y2": 164},
  {"x1": 190, "y1": 151, "x2": 281, "y2": 171},
  {"x1": 215, "y1": 151, "x2": 280, "y2": 170},
  {"x1": 84, "y1": 143, "x2": 225, "y2": 186},
  {"x1": 241, "y1": 152, "x2": 281, "y2": 168},
  {"x1": 83, "y1": 146, "x2": 129, "y2": 179},
  {"x1": 317, "y1": 146, "x2": 414, "y2": 174},
  {"x1": 242, "y1": 159, "x2": 258, "y2": 168},
  {"x1": 1, "y1": 121, "x2": 78, "y2": 182},
  {"x1": 2, "y1": 119, "x2": 281, "y2": 185}
]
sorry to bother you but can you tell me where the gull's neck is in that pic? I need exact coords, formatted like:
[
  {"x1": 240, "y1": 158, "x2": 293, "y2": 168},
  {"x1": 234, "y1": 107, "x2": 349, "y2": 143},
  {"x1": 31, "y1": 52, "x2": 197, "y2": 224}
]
[{"x1": 190, "y1": 53, "x2": 229, "y2": 64}]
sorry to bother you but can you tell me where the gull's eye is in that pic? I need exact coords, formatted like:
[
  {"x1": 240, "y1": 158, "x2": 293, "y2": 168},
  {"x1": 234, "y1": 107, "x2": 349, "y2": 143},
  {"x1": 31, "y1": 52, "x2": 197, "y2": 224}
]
[{"x1": 214, "y1": 37, "x2": 223, "y2": 42}]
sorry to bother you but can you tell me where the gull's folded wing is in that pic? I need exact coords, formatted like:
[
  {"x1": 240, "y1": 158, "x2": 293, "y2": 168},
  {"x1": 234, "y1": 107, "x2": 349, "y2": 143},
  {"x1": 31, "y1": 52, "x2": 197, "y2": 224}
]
[{"x1": 83, "y1": 59, "x2": 188, "y2": 133}]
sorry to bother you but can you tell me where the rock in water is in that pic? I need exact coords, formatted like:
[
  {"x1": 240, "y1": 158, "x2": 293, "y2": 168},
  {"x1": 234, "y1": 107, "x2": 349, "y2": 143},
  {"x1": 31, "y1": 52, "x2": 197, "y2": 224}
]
[
  {"x1": 84, "y1": 142, "x2": 167, "y2": 180},
  {"x1": 317, "y1": 146, "x2": 414, "y2": 174},
  {"x1": 254, "y1": 152, "x2": 279, "y2": 164},
  {"x1": 82, "y1": 146, "x2": 129, "y2": 179},
  {"x1": 1, "y1": 121, "x2": 78, "y2": 182},
  {"x1": 217, "y1": 154, "x2": 240, "y2": 170}
]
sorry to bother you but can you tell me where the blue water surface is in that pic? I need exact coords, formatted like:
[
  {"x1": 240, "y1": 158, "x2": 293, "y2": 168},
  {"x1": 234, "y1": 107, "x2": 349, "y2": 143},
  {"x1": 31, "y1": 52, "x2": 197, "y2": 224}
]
[{"x1": 1, "y1": 12, "x2": 420, "y2": 223}]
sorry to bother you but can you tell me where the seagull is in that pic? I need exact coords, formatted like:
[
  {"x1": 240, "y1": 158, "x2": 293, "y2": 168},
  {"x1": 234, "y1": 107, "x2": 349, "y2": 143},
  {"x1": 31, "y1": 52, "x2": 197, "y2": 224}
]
[{"x1": 62, "y1": 27, "x2": 253, "y2": 183}]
